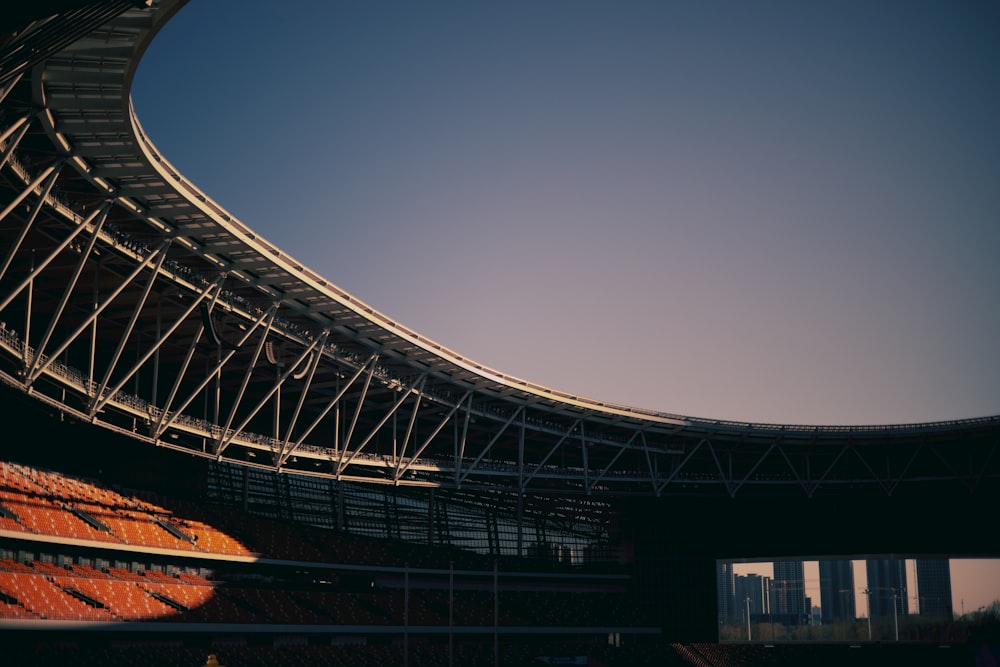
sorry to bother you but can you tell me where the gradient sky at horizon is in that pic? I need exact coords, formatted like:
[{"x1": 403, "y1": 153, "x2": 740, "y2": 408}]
[{"x1": 132, "y1": 0, "x2": 999, "y2": 426}]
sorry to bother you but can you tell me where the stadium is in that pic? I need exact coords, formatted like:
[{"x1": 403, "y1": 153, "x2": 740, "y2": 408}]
[{"x1": 0, "y1": 1, "x2": 997, "y2": 665}]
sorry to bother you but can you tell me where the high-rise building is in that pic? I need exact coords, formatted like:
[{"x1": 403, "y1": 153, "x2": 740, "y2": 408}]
[
  {"x1": 916, "y1": 559, "x2": 953, "y2": 619},
  {"x1": 717, "y1": 562, "x2": 736, "y2": 623},
  {"x1": 735, "y1": 573, "x2": 771, "y2": 619},
  {"x1": 818, "y1": 559, "x2": 855, "y2": 623},
  {"x1": 772, "y1": 560, "x2": 807, "y2": 621},
  {"x1": 865, "y1": 559, "x2": 908, "y2": 620}
]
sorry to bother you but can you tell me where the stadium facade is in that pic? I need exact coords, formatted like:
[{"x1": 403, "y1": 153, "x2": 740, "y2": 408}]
[{"x1": 0, "y1": 1, "x2": 998, "y2": 664}]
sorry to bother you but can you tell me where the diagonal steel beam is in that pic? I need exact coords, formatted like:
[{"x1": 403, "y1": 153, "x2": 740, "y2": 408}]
[
  {"x1": 273, "y1": 330, "x2": 330, "y2": 467},
  {"x1": 0, "y1": 75, "x2": 25, "y2": 110},
  {"x1": 969, "y1": 437, "x2": 998, "y2": 495},
  {"x1": 703, "y1": 439, "x2": 735, "y2": 497},
  {"x1": 922, "y1": 438, "x2": 976, "y2": 493},
  {"x1": 775, "y1": 441, "x2": 816, "y2": 496},
  {"x1": 0, "y1": 158, "x2": 62, "y2": 226},
  {"x1": 331, "y1": 374, "x2": 426, "y2": 476},
  {"x1": 91, "y1": 274, "x2": 225, "y2": 417},
  {"x1": 397, "y1": 377, "x2": 425, "y2": 466},
  {"x1": 335, "y1": 360, "x2": 378, "y2": 475},
  {"x1": 0, "y1": 117, "x2": 31, "y2": 172},
  {"x1": 520, "y1": 419, "x2": 581, "y2": 491},
  {"x1": 215, "y1": 308, "x2": 278, "y2": 447},
  {"x1": 0, "y1": 111, "x2": 31, "y2": 148},
  {"x1": 395, "y1": 389, "x2": 474, "y2": 482},
  {"x1": 24, "y1": 207, "x2": 108, "y2": 382},
  {"x1": 808, "y1": 443, "x2": 851, "y2": 493},
  {"x1": 885, "y1": 442, "x2": 924, "y2": 496},
  {"x1": 282, "y1": 353, "x2": 378, "y2": 460},
  {"x1": 588, "y1": 430, "x2": 641, "y2": 491},
  {"x1": 457, "y1": 406, "x2": 525, "y2": 487},
  {"x1": 160, "y1": 305, "x2": 276, "y2": 438},
  {"x1": 849, "y1": 446, "x2": 891, "y2": 495},
  {"x1": 731, "y1": 441, "x2": 777, "y2": 497},
  {"x1": 0, "y1": 165, "x2": 62, "y2": 284},
  {"x1": 157, "y1": 285, "x2": 222, "y2": 433},
  {"x1": 216, "y1": 334, "x2": 325, "y2": 456},
  {"x1": 0, "y1": 193, "x2": 100, "y2": 315},
  {"x1": 656, "y1": 438, "x2": 707, "y2": 495},
  {"x1": 27, "y1": 241, "x2": 171, "y2": 386}
]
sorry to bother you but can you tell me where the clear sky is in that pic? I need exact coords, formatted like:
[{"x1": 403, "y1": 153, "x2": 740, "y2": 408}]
[{"x1": 132, "y1": 1, "x2": 1000, "y2": 426}]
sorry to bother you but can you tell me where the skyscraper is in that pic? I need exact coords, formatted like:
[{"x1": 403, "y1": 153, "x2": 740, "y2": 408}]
[
  {"x1": 717, "y1": 562, "x2": 736, "y2": 623},
  {"x1": 735, "y1": 573, "x2": 771, "y2": 619},
  {"x1": 865, "y1": 559, "x2": 908, "y2": 620},
  {"x1": 773, "y1": 560, "x2": 807, "y2": 622},
  {"x1": 819, "y1": 559, "x2": 856, "y2": 623},
  {"x1": 916, "y1": 559, "x2": 953, "y2": 619}
]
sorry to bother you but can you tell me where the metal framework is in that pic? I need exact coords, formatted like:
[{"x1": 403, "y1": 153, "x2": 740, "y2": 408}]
[{"x1": 0, "y1": 0, "x2": 997, "y2": 517}]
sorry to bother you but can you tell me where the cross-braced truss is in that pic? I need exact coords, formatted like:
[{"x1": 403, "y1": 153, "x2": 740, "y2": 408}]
[{"x1": 0, "y1": 0, "x2": 996, "y2": 506}]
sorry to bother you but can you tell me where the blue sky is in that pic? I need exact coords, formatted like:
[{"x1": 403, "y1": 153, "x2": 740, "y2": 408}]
[{"x1": 133, "y1": 1, "x2": 1000, "y2": 425}]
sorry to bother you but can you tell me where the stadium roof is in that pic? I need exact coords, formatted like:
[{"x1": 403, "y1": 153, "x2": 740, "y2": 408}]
[{"x1": 0, "y1": 0, "x2": 997, "y2": 500}]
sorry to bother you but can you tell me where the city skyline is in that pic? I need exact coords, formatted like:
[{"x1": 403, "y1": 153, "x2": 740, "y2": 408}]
[{"x1": 731, "y1": 558, "x2": 999, "y2": 621}]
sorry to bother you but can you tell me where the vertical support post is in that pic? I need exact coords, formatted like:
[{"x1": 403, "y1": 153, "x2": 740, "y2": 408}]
[
  {"x1": 23, "y1": 251, "x2": 32, "y2": 367},
  {"x1": 893, "y1": 588, "x2": 899, "y2": 641},
  {"x1": 336, "y1": 479, "x2": 344, "y2": 531},
  {"x1": 517, "y1": 411, "x2": 525, "y2": 558},
  {"x1": 493, "y1": 559, "x2": 499, "y2": 667},
  {"x1": 241, "y1": 466, "x2": 249, "y2": 513},
  {"x1": 89, "y1": 261, "x2": 98, "y2": 395},
  {"x1": 448, "y1": 560, "x2": 454, "y2": 667},
  {"x1": 427, "y1": 487, "x2": 434, "y2": 546},
  {"x1": 214, "y1": 345, "x2": 221, "y2": 425},
  {"x1": 863, "y1": 588, "x2": 872, "y2": 640},
  {"x1": 152, "y1": 300, "x2": 161, "y2": 407},
  {"x1": 403, "y1": 563, "x2": 409, "y2": 667}
]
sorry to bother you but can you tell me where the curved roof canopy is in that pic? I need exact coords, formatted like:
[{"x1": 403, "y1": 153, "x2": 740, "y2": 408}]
[{"x1": 0, "y1": 0, "x2": 996, "y2": 500}]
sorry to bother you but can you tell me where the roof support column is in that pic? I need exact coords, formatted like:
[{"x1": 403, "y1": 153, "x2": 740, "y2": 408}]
[
  {"x1": 517, "y1": 410, "x2": 525, "y2": 557},
  {"x1": 456, "y1": 396, "x2": 472, "y2": 488}
]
